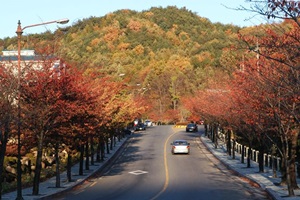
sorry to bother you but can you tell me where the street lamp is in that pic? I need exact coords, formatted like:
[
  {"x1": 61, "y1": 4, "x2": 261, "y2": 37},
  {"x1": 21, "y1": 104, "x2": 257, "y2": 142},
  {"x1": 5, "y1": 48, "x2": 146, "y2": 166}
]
[{"x1": 15, "y1": 18, "x2": 69, "y2": 200}]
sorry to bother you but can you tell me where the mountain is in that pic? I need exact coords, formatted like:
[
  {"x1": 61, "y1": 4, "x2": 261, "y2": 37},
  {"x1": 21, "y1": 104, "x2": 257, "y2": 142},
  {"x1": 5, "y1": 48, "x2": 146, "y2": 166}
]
[{"x1": 0, "y1": 6, "x2": 244, "y2": 122}]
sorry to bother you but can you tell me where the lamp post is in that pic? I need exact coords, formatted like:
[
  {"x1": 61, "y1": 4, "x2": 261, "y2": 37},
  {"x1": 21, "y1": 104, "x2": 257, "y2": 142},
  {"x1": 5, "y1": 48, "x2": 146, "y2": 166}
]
[{"x1": 15, "y1": 18, "x2": 69, "y2": 200}]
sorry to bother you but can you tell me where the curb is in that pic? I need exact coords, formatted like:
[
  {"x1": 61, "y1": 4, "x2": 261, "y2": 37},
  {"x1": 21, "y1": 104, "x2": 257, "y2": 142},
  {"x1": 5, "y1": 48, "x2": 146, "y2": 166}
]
[{"x1": 265, "y1": 188, "x2": 284, "y2": 200}]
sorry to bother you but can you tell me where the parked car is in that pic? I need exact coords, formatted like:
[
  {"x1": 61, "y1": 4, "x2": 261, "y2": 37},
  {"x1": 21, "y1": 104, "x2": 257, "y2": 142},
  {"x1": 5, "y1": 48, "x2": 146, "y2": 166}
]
[
  {"x1": 171, "y1": 140, "x2": 190, "y2": 154},
  {"x1": 144, "y1": 120, "x2": 152, "y2": 126},
  {"x1": 186, "y1": 123, "x2": 198, "y2": 132}
]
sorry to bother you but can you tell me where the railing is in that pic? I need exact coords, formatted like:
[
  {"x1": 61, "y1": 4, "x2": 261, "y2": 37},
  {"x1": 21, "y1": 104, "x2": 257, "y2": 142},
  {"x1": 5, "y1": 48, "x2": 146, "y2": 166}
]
[
  {"x1": 232, "y1": 141, "x2": 281, "y2": 172},
  {"x1": 214, "y1": 132, "x2": 282, "y2": 172},
  {"x1": 207, "y1": 127, "x2": 300, "y2": 178}
]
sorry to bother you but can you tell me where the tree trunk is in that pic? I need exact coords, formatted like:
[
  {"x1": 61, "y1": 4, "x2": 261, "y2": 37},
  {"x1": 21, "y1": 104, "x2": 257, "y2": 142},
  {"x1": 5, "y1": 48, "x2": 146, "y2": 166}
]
[
  {"x1": 213, "y1": 125, "x2": 218, "y2": 149},
  {"x1": 271, "y1": 144, "x2": 277, "y2": 177},
  {"x1": 79, "y1": 144, "x2": 84, "y2": 175},
  {"x1": 110, "y1": 135, "x2": 113, "y2": 150},
  {"x1": 280, "y1": 155, "x2": 287, "y2": 185},
  {"x1": 290, "y1": 132, "x2": 299, "y2": 189},
  {"x1": 204, "y1": 124, "x2": 208, "y2": 136},
  {"x1": 101, "y1": 138, "x2": 105, "y2": 161},
  {"x1": 286, "y1": 158, "x2": 295, "y2": 196},
  {"x1": 28, "y1": 160, "x2": 32, "y2": 175},
  {"x1": 0, "y1": 121, "x2": 10, "y2": 199},
  {"x1": 96, "y1": 138, "x2": 101, "y2": 162},
  {"x1": 232, "y1": 139, "x2": 236, "y2": 159},
  {"x1": 85, "y1": 140, "x2": 89, "y2": 170},
  {"x1": 67, "y1": 153, "x2": 72, "y2": 182},
  {"x1": 90, "y1": 136, "x2": 94, "y2": 166},
  {"x1": 55, "y1": 139, "x2": 61, "y2": 188},
  {"x1": 282, "y1": 136, "x2": 295, "y2": 196},
  {"x1": 208, "y1": 125, "x2": 212, "y2": 139},
  {"x1": 106, "y1": 137, "x2": 110, "y2": 154},
  {"x1": 247, "y1": 144, "x2": 252, "y2": 168},
  {"x1": 118, "y1": 130, "x2": 121, "y2": 142},
  {"x1": 32, "y1": 131, "x2": 45, "y2": 195},
  {"x1": 227, "y1": 130, "x2": 231, "y2": 156},
  {"x1": 258, "y1": 144, "x2": 264, "y2": 173}
]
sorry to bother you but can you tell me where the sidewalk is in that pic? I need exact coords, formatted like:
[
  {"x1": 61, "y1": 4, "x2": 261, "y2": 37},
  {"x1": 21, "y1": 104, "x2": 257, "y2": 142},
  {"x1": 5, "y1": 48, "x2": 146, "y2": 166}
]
[
  {"x1": 2, "y1": 137, "x2": 128, "y2": 200},
  {"x1": 199, "y1": 133, "x2": 300, "y2": 200}
]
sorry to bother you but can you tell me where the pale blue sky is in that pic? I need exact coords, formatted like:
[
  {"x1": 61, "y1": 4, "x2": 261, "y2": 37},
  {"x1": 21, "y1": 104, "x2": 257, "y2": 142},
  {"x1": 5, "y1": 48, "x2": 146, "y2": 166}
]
[{"x1": 1, "y1": 0, "x2": 266, "y2": 39}]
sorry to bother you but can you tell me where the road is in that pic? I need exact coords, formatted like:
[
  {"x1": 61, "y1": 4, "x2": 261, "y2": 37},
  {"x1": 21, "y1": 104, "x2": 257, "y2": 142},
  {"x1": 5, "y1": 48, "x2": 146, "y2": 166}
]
[{"x1": 55, "y1": 125, "x2": 269, "y2": 200}]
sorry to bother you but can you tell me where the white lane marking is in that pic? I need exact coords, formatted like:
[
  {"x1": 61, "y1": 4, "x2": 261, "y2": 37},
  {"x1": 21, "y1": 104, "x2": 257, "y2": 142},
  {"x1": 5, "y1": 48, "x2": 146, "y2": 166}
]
[{"x1": 128, "y1": 170, "x2": 148, "y2": 175}]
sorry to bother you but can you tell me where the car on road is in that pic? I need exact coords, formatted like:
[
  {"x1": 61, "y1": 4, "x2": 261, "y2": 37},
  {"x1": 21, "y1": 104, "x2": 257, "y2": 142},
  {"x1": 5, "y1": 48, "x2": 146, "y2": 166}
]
[
  {"x1": 135, "y1": 123, "x2": 146, "y2": 131},
  {"x1": 186, "y1": 123, "x2": 198, "y2": 132},
  {"x1": 171, "y1": 140, "x2": 190, "y2": 154}
]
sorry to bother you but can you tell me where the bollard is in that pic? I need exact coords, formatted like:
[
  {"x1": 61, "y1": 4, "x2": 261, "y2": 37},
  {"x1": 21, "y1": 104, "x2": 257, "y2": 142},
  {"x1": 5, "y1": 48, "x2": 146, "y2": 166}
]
[
  {"x1": 277, "y1": 158, "x2": 281, "y2": 171},
  {"x1": 255, "y1": 151, "x2": 259, "y2": 163},
  {"x1": 264, "y1": 153, "x2": 268, "y2": 167}
]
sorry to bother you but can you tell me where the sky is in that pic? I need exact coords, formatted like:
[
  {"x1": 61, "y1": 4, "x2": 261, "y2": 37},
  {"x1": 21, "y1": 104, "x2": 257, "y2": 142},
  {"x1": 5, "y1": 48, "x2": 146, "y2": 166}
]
[{"x1": 0, "y1": 0, "x2": 267, "y2": 39}]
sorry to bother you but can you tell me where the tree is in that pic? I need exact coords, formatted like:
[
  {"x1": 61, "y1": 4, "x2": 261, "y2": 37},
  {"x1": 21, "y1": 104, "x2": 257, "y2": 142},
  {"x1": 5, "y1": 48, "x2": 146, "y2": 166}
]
[
  {"x1": 0, "y1": 62, "x2": 16, "y2": 199},
  {"x1": 240, "y1": 18, "x2": 300, "y2": 195},
  {"x1": 240, "y1": 0, "x2": 300, "y2": 26},
  {"x1": 20, "y1": 57, "x2": 96, "y2": 194}
]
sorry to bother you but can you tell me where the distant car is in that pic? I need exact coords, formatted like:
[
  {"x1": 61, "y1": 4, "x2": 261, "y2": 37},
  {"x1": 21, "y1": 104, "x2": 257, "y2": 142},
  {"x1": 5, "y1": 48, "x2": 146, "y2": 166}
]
[
  {"x1": 144, "y1": 120, "x2": 152, "y2": 126},
  {"x1": 171, "y1": 140, "x2": 190, "y2": 154},
  {"x1": 186, "y1": 123, "x2": 198, "y2": 132},
  {"x1": 135, "y1": 123, "x2": 146, "y2": 131}
]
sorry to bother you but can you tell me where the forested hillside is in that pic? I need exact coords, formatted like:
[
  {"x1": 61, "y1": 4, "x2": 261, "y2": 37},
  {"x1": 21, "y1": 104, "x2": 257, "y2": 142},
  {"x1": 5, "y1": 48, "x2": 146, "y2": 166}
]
[{"x1": 0, "y1": 6, "x2": 247, "y2": 122}]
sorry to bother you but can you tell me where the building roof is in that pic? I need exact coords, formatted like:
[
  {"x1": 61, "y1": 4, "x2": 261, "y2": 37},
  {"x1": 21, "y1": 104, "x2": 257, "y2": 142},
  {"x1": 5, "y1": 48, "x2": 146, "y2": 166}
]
[
  {"x1": 2, "y1": 50, "x2": 35, "y2": 56},
  {"x1": 1, "y1": 50, "x2": 56, "y2": 62}
]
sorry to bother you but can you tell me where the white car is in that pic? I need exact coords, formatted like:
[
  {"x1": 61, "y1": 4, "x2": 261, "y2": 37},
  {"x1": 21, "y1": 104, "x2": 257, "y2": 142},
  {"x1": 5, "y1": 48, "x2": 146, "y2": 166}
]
[
  {"x1": 171, "y1": 140, "x2": 190, "y2": 154},
  {"x1": 144, "y1": 120, "x2": 152, "y2": 126}
]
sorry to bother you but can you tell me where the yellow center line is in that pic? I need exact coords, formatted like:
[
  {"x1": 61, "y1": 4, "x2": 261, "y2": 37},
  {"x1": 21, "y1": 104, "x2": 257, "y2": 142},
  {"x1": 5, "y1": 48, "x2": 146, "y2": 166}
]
[{"x1": 150, "y1": 128, "x2": 178, "y2": 200}]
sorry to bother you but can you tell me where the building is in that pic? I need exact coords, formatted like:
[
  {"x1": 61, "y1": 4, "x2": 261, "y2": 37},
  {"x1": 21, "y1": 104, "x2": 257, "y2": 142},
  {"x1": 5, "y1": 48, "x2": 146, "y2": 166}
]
[{"x1": 0, "y1": 50, "x2": 60, "y2": 75}]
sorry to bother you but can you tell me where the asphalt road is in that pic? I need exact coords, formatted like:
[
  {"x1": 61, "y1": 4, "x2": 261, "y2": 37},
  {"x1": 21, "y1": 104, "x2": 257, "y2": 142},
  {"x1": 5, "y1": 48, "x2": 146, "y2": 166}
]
[{"x1": 55, "y1": 125, "x2": 269, "y2": 200}]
